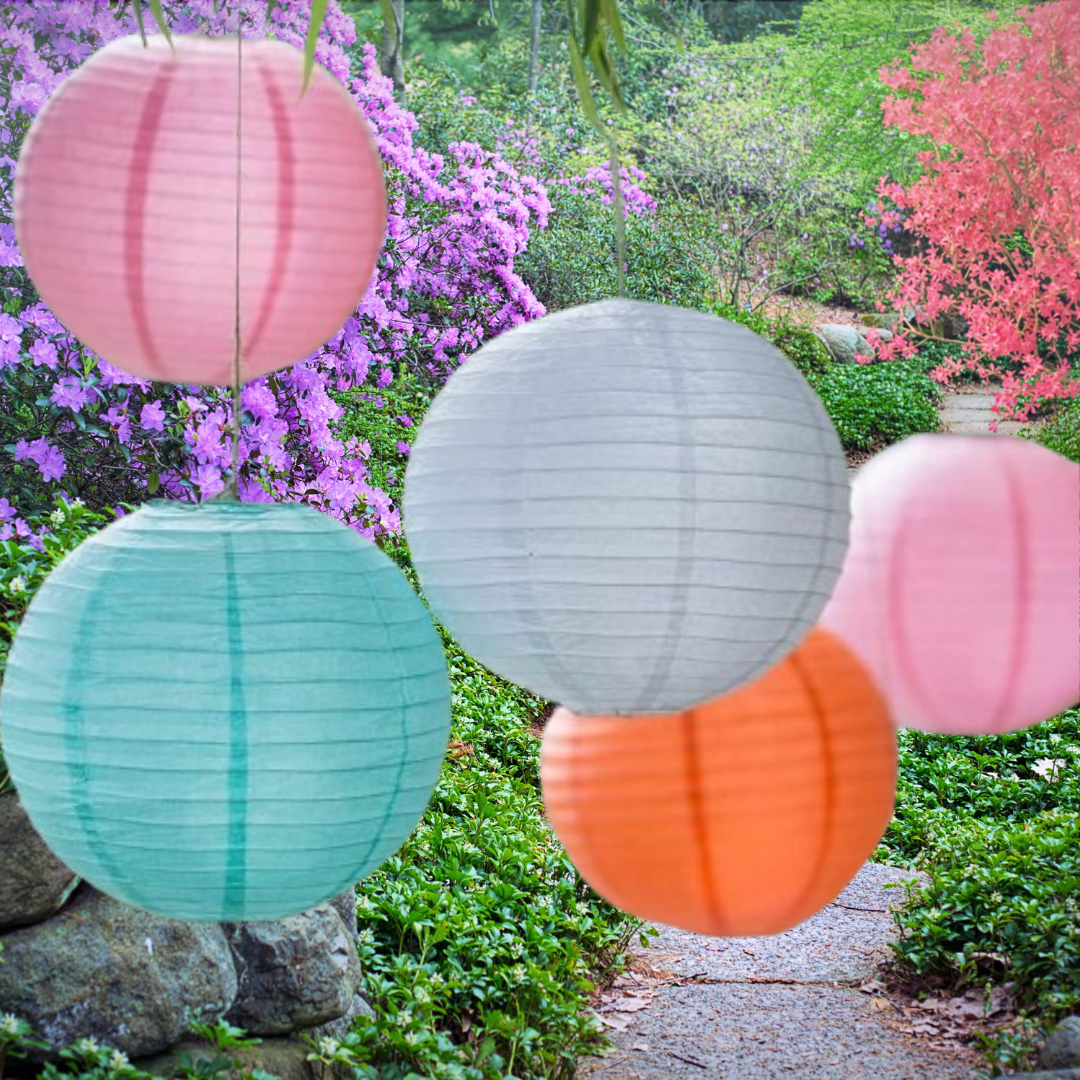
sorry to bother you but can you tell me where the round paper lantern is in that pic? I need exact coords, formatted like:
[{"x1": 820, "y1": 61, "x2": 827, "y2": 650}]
[
  {"x1": 0, "y1": 501, "x2": 450, "y2": 922},
  {"x1": 403, "y1": 299, "x2": 850, "y2": 716},
  {"x1": 821, "y1": 434, "x2": 1080, "y2": 735},
  {"x1": 540, "y1": 628, "x2": 897, "y2": 936},
  {"x1": 14, "y1": 33, "x2": 386, "y2": 386}
]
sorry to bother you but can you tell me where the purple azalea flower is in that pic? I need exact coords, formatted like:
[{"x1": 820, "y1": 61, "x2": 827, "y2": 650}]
[{"x1": 140, "y1": 401, "x2": 166, "y2": 432}]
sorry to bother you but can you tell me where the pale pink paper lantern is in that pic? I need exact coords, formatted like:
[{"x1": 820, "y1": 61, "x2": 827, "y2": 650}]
[
  {"x1": 821, "y1": 434, "x2": 1080, "y2": 735},
  {"x1": 14, "y1": 33, "x2": 386, "y2": 386}
]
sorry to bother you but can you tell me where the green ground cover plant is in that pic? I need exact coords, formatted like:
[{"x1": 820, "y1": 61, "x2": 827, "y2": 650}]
[
  {"x1": 1023, "y1": 396, "x2": 1080, "y2": 464},
  {"x1": 330, "y1": 639, "x2": 642, "y2": 1080},
  {"x1": 706, "y1": 301, "x2": 941, "y2": 449},
  {"x1": 874, "y1": 708, "x2": 1080, "y2": 1073},
  {"x1": 810, "y1": 361, "x2": 942, "y2": 450}
]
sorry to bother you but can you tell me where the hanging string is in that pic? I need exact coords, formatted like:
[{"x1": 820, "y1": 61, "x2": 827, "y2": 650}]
[{"x1": 225, "y1": 5, "x2": 243, "y2": 500}]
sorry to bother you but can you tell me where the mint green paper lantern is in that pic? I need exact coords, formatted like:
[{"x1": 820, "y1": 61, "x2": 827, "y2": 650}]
[{"x1": 0, "y1": 501, "x2": 450, "y2": 922}]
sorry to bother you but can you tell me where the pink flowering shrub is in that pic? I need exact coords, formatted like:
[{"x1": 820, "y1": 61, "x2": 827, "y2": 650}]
[
  {"x1": 0, "y1": 0, "x2": 550, "y2": 538},
  {"x1": 863, "y1": 0, "x2": 1080, "y2": 424}
]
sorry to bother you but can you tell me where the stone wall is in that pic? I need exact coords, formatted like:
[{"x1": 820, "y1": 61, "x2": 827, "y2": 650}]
[{"x1": 0, "y1": 790, "x2": 370, "y2": 1068}]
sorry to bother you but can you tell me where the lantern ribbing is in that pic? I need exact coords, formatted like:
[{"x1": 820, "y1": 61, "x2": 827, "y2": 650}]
[{"x1": 0, "y1": 502, "x2": 452, "y2": 922}]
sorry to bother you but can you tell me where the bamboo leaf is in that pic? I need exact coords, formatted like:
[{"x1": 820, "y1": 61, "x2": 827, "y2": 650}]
[
  {"x1": 147, "y1": 0, "x2": 171, "y2": 44},
  {"x1": 601, "y1": 0, "x2": 627, "y2": 54},
  {"x1": 582, "y1": 0, "x2": 601, "y2": 58},
  {"x1": 132, "y1": 0, "x2": 147, "y2": 46},
  {"x1": 302, "y1": 0, "x2": 330, "y2": 94},
  {"x1": 377, "y1": 0, "x2": 397, "y2": 36},
  {"x1": 567, "y1": 30, "x2": 601, "y2": 133}
]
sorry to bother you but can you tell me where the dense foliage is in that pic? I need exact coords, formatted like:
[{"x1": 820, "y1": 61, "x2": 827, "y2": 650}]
[
  {"x1": 333, "y1": 642, "x2": 641, "y2": 1080},
  {"x1": 878, "y1": 711, "x2": 1080, "y2": 1027},
  {"x1": 867, "y1": 0, "x2": 1080, "y2": 422},
  {"x1": 0, "y1": 0, "x2": 549, "y2": 535}
]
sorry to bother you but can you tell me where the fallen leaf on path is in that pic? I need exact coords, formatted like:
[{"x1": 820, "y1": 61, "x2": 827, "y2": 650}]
[
  {"x1": 598, "y1": 1014, "x2": 632, "y2": 1032},
  {"x1": 859, "y1": 979, "x2": 886, "y2": 994},
  {"x1": 945, "y1": 997, "x2": 985, "y2": 1019},
  {"x1": 600, "y1": 998, "x2": 652, "y2": 1013}
]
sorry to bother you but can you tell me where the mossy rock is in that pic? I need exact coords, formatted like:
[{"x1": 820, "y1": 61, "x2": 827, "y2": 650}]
[
  {"x1": 136, "y1": 1038, "x2": 318, "y2": 1080},
  {"x1": 776, "y1": 327, "x2": 832, "y2": 381},
  {"x1": 859, "y1": 312, "x2": 903, "y2": 331}
]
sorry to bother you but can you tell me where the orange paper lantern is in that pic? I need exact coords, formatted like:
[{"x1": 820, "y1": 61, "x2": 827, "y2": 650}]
[{"x1": 541, "y1": 629, "x2": 897, "y2": 937}]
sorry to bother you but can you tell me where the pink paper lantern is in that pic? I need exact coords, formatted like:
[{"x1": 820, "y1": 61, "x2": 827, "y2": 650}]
[
  {"x1": 821, "y1": 434, "x2": 1080, "y2": 735},
  {"x1": 14, "y1": 33, "x2": 386, "y2": 386}
]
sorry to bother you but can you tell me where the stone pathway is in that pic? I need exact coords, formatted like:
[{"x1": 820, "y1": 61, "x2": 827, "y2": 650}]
[
  {"x1": 577, "y1": 385, "x2": 1035, "y2": 1080},
  {"x1": 937, "y1": 383, "x2": 1030, "y2": 437},
  {"x1": 580, "y1": 864, "x2": 979, "y2": 1080}
]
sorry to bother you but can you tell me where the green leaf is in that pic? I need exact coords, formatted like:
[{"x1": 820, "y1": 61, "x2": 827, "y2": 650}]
[
  {"x1": 566, "y1": 30, "x2": 601, "y2": 133},
  {"x1": 147, "y1": 0, "x2": 171, "y2": 44},
  {"x1": 302, "y1": 0, "x2": 330, "y2": 94},
  {"x1": 146, "y1": 471, "x2": 160, "y2": 496},
  {"x1": 132, "y1": 0, "x2": 147, "y2": 45},
  {"x1": 377, "y1": 0, "x2": 397, "y2": 36},
  {"x1": 265, "y1": 0, "x2": 278, "y2": 27}
]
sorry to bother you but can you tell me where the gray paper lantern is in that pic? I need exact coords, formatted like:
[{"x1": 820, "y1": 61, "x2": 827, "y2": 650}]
[{"x1": 403, "y1": 299, "x2": 849, "y2": 716}]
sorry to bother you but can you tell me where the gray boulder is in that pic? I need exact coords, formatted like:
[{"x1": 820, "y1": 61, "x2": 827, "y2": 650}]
[
  {"x1": 0, "y1": 792, "x2": 80, "y2": 931},
  {"x1": 292, "y1": 991, "x2": 375, "y2": 1045},
  {"x1": 328, "y1": 888, "x2": 358, "y2": 942},
  {"x1": 1040, "y1": 1016, "x2": 1080, "y2": 1070},
  {"x1": 859, "y1": 312, "x2": 903, "y2": 332},
  {"x1": 137, "y1": 1036, "x2": 318, "y2": 1080},
  {"x1": 224, "y1": 902, "x2": 362, "y2": 1035},
  {"x1": 0, "y1": 884, "x2": 237, "y2": 1059},
  {"x1": 814, "y1": 324, "x2": 876, "y2": 364},
  {"x1": 941, "y1": 309, "x2": 969, "y2": 340}
]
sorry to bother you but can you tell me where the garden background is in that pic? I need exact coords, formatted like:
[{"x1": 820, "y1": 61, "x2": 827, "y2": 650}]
[{"x1": 0, "y1": 1, "x2": 1077, "y2": 1078}]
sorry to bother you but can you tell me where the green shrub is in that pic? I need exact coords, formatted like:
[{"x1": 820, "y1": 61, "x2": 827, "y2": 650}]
[
  {"x1": 1024, "y1": 395, "x2": 1080, "y2": 464},
  {"x1": 877, "y1": 709, "x2": 1080, "y2": 1023},
  {"x1": 880, "y1": 710, "x2": 1080, "y2": 867},
  {"x1": 332, "y1": 373, "x2": 437, "y2": 511},
  {"x1": 340, "y1": 639, "x2": 643, "y2": 1080},
  {"x1": 704, "y1": 302, "x2": 939, "y2": 447},
  {"x1": 888, "y1": 812, "x2": 1080, "y2": 1019},
  {"x1": 811, "y1": 361, "x2": 942, "y2": 449},
  {"x1": 773, "y1": 326, "x2": 832, "y2": 382},
  {"x1": 516, "y1": 195, "x2": 714, "y2": 314},
  {"x1": 704, "y1": 302, "x2": 829, "y2": 383}
]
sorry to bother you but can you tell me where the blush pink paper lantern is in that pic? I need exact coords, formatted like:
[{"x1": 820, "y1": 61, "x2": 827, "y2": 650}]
[
  {"x1": 821, "y1": 434, "x2": 1080, "y2": 735},
  {"x1": 14, "y1": 33, "x2": 386, "y2": 386}
]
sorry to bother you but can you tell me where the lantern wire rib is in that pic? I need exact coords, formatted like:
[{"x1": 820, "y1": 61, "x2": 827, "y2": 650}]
[
  {"x1": 681, "y1": 706, "x2": 724, "y2": 933},
  {"x1": 781, "y1": 647, "x2": 837, "y2": 927}
]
